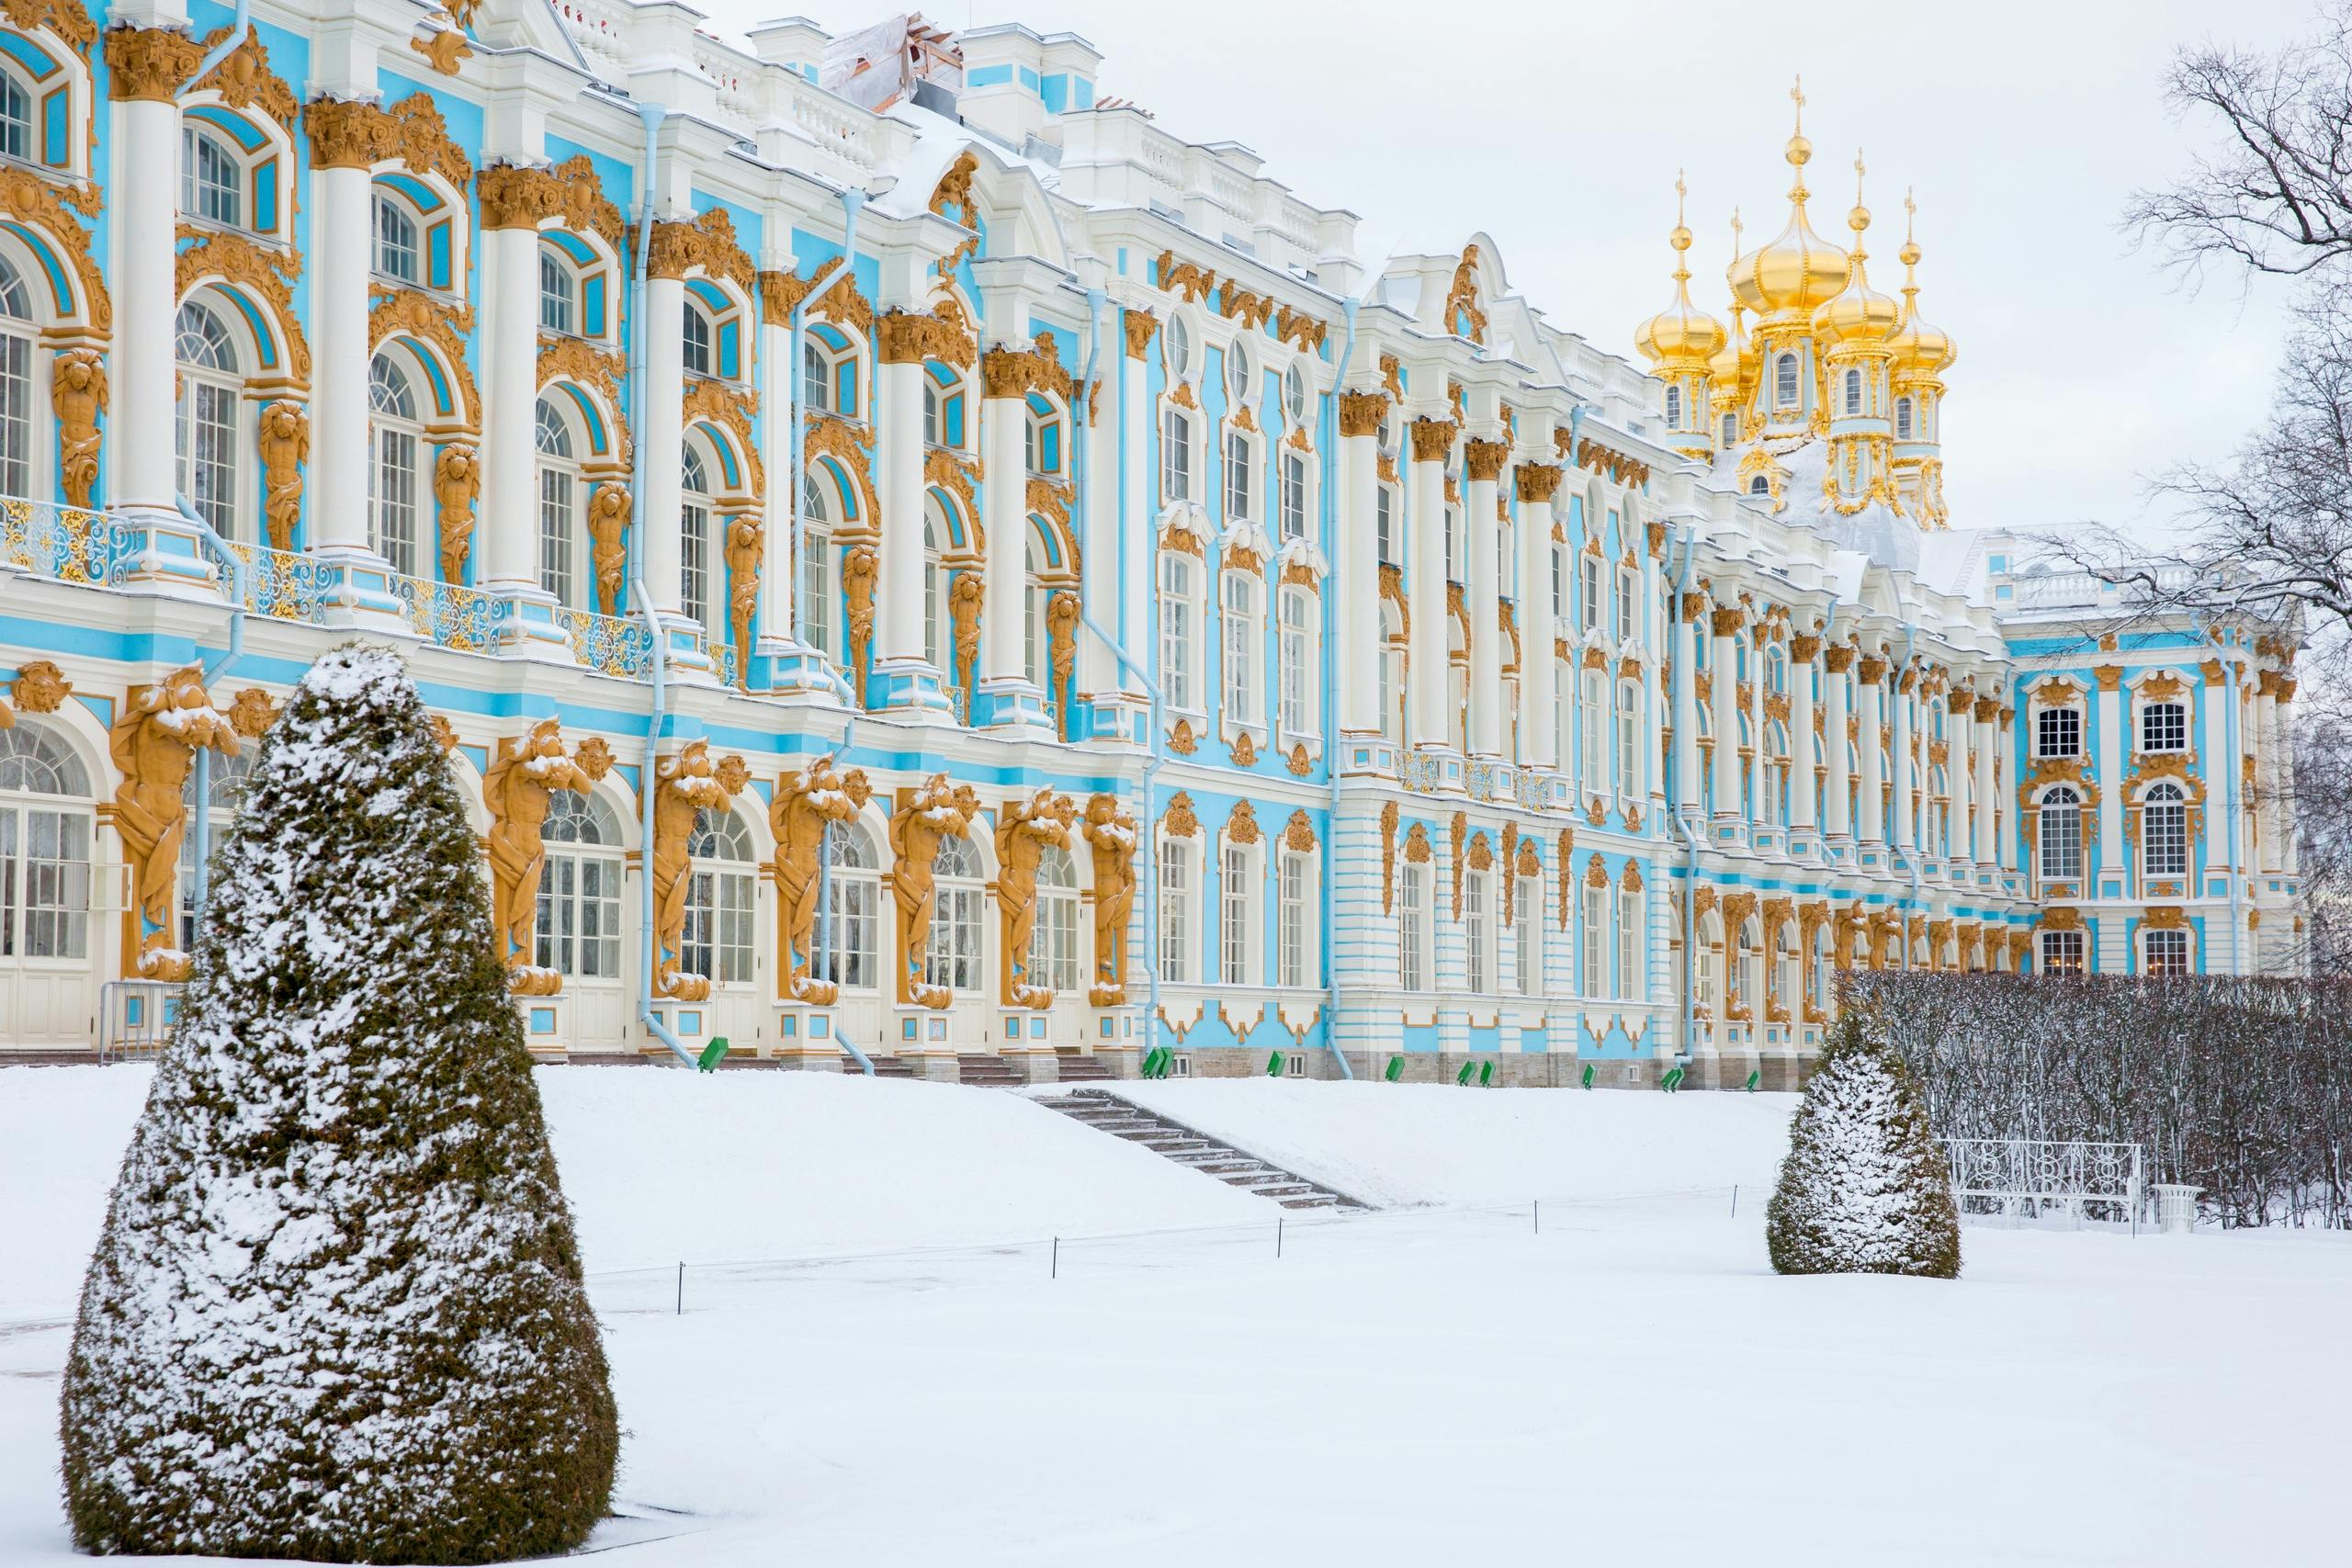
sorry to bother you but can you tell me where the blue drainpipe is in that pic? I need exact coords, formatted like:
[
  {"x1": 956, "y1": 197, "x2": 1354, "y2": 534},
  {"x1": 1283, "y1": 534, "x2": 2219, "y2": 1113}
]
[{"x1": 1318, "y1": 299, "x2": 1357, "y2": 1078}]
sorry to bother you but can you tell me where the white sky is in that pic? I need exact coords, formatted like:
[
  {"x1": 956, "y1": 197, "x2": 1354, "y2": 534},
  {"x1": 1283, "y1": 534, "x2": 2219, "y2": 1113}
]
[{"x1": 696, "y1": 0, "x2": 2323, "y2": 544}]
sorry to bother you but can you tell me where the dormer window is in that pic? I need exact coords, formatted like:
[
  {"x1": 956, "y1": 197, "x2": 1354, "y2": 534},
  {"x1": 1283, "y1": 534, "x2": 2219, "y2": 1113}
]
[
  {"x1": 1773, "y1": 353, "x2": 1798, "y2": 408},
  {"x1": 1749, "y1": 475, "x2": 1769, "y2": 496},
  {"x1": 1722, "y1": 412, "x2": 1736, "y2": 446},
  {"x1": 538, "y1": 248, "x2": 575, "y2": 334},
  {"x1": 683, "y1": 301, "x2": 713, "y2": 378},
  {"x1": 372, "y1": 192, "x2": 420, "y2": 285},
  {"x1": 182, "y1": 127, "x2": 243, "y2": 228}
]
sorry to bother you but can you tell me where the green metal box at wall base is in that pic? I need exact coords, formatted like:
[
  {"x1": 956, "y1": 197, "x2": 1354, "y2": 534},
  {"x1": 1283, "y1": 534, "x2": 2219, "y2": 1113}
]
[
  {"x1": 697, "y1": 1037, "x2": 730, "y2": 1073},
  {"x1": 1267, "y1": 1051, "x2": 1283, "y2": 1077},
  {"x1": 1385, "y1": 1055, "x2": 1404, "y2": 1082}
]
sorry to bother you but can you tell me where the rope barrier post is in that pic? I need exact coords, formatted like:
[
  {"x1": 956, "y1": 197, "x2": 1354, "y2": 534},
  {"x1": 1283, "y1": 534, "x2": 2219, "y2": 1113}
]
[
  {"x1": 1730, "y1": 1184, "x2": 1738, "y2": 1219},
  {"x1": 1277, "y1": 1217, "x2": 1283, "y2": 1258},
  {"x1": 675, "y1": 1261, "x2": 683, "y2": 1316},
  {"x1": 1051, "y1": 1236, "x2": 1058, "y2": 1280},
  {"x1": 1534, "y1": 1199, "x2": 1539, "y2": 1235}
]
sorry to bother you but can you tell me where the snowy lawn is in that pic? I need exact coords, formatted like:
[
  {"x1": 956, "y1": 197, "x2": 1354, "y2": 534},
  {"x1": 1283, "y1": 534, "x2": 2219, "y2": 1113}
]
[{"x1": 5, "y1": 1067, "x2": 2347, "y2": 1565}]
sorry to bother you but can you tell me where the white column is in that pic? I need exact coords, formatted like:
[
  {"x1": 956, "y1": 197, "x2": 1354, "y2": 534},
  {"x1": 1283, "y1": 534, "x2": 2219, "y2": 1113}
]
[
  {"x1": 1996, "y1": 709, "x2": 2018, "y2": 872},
  {"x1": 1790, "y1": 637, "x2": 1818, "y2": 834},
  {"x1": 2254, "y1": 678, "x2": 2282, "y2": 871},
  {"x1": 1408, "y1": 417, "x2": 1453, "y2": 752},
  {"x1": 870, "y1": 337, "x2": 949, "y2": 717},
  {"x1": 977, "y1": 370, "x2": 1047, "y2": 731},
  {"x1": 1117, "y1": 324, "x2": 1152, "y2": 704},
  {"x1": 107, "y1": 57, "x2": 191, "y2": 516},
  {"x1": 2279, "y1": 682, "x2": 2300, "y2": 876},
  {"x1": 1672, "y1": 596, "x2": 1701, "y2": 815},
  {"x1": 2097, "y1": 669, "x2": 2126, "y2": 877},
  {"x1": 1948, "y1": 691, "x2": 1973, "y2": 869},
  {"x1": 641, "y1": 274, "x2": 686, "y2": 621},
  {"x1": 755, "y1": 307, "x2": 797, "y2": 645},
  {"x1": 1973, "y1": 699, "x2": 1998, "y2": 868},
  {"x1": 1464, "y1": 439, "x2": 1505, "y2": 760},
  {"x1": 1516, "y1": 465, "x2": 1558, "y2": 769},
  {"x1": 1339, "y1": 391, "x2": 1386, "y2": 739},
  {"x1": 1747, "y1": 640, "x2": 1766, "y2": 829},
  {"x1": 308, "y1": 157, "x2": 372, "y2": 557},
  {"x1": 480, "y1": 221, "x2": 541, "y2": 593},
  {"x1": 1823, "y1": 649, "x2": 1853, "y2": 843},
  {"x1": 1639, "y1": 531, "x2": 1662, "y2": 806},
  {"x1": 1709, "y1": 610, "x2": 1740, "y2": 822},
  {"x1": 1891, "y1": 667, "x2": 1916, "y2": 852},
  {"x1": 1856, "y1": 655, "x2": 1886, "y2": 846},
  {"x1": 2201, "y1": 664, "x2": 2231, "y2": 883}
]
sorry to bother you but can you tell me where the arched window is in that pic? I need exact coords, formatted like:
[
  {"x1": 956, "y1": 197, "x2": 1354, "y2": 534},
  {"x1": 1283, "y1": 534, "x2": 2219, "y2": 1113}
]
[
  {"x1": 538, "y1": 247, "x2": 576, "y2": 334},
  {"x1": 1749, "y1": 475, "x2": 1770, "y2": 496},
  {"x1": 1222, "y1": 570, "x2": 1261, "y2": 725},
  {"x1": 2039, "y1": 786, "x2": 2082, "y2": 883},
  {"x1": 2141, "y1": 699, "x2": 2187, "y2": 753},
  {"x1": 1224, "y1": 429, "x2": 1252, "y2": 521},
  {"x1": 814, "y1": 822, "x2": 879, "y2": 991},
  {"x1": 0, "y1": 70, "x2": 30, "y2": 163},
  {"x1": 683, "y1": 807, "x2": 756, "y2": 986},
  {"x1": 1283, "y1": 362, "x2": 1306, "y2": 426},
  {"x1": 924, "y1": 832, "x2": 984, "y2": 994},
  {"x1": 1160, "y1": 406, "x2": 1192, "y2": 501},
  {"x1": 1396, "y1": 861, "x2": 1429, "y2": 991},
  {"x1": 1031, "y1": 843, "x2": 1082, "y2": 996},
  {"x1": 1225, "y1": 336, "x2": 1252, "y2": 411},
  {"x1": 1774, "y1": 353, "x2": 1799, "y2": 407},
  {"x1": 1279, "y1": 585, "x2": 1317, "y2": 740},
  {"x1": 921, "y1": 502, "x2": 954, "y2": 680},
  {"x1": 372, "y1": 192, "x2": 420, "y2": 285},
  {"x1": 1894, "y1": 395, "x2": 1914, "y2": 440},
  {"x1": 1158, "y1": 837, "x2": 1193, "y2": 983},
  {"x1": 1843, "y1": 367, "x2": 1862, "y2": 416},
  {"x1": 2143, "y1": 782, "x2": 2188, "y2": 879},
  {"x1": 0, "y1": 254, "x2": 33, "y2": 499},
  {"x1": 1165, "y1": 315, "x2": 1192, "y2": 382},
  {"x1": 1664, "y1": 384, "x2": 1681, "y2": 428},
  {"x1": 801, "y1": 337, "x2": 831, "y2": 412},
  {"x1": 1159, "y1": 551, "x2": 1198, "y2": 711},
  {"x1": 1721, "y1": 412, "x2": 1737, "y2": 447},
  {"x1": 537, "y1": 791, "x2": 623, "y2": 979},
  {"x1": 1220, "y1": 838, "x2": 1257, "y2": 985},
  {"x1": 368, "y1": 354, "x2": 424, "y2": 576},
  {"x1": 182, "y1": 127, "x2": 243, "y2": 228},
  {"x1": 175, "y1": 300, "x2": 242, "y2": 540},
  {"x1": 534, "y1": 397, "x2": 579, "y2": 604},
  {"x1": 680, "y1": 443, "x2": 714, "y2": 633},
  {"x1": 0, "y1": 721, "x2": 93, "y2": 962},
  {"x1": 682, "y1": 301, "x2": 713, "y2": 378},
  {"x1": 799, "y1": 472, "x2": 834, "y2": 662},
  {"x1": 1464, "y1": 868, "x2": 1491, "y2": 992}
]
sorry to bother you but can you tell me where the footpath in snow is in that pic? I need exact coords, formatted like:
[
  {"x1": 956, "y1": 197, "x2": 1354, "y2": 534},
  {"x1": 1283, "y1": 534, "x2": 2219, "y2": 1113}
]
[{"x1": 5, "y1": 1066, "x2": 2348, "y2": 1567}]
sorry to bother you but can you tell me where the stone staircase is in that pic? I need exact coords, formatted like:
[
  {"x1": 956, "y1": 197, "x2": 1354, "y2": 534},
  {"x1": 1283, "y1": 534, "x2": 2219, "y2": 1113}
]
[{"x1": 1032, "y1": 1089, "x2": 1369, "y2": 1211}]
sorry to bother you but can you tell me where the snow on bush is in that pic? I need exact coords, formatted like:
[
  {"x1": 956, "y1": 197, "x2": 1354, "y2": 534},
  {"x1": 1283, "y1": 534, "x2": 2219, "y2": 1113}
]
[
  {"x1": 58, "y1": 644, "x2": 616, "y2": 1563},
  {"x1": 1766, "y1": 1002, "x2": 1961, "y2": 1280}
]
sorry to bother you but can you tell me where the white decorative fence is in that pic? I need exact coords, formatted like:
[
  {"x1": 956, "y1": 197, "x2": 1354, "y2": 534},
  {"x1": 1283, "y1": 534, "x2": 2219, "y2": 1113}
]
[{"x1": 1942, "y1": 1138, "x2": 2146, "y2": 1233}]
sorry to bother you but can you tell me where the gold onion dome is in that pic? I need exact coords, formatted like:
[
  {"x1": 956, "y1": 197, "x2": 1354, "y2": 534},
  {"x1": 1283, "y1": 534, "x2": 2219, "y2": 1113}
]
[
  {"x1": 1812, "y1": 153, "x2": 1901, "y2": 344},
  {"x1": 1709, "y1": 209, "x2": 1755, "y2": 392},
  {"x1": 1634, "y1": 173, "x2": 1727, "y2": 367},
  {"x1": 1726, "y1": 79, "x2": 1850, "y2": 320},
  {"x1": 1885, "y1": 189, "x2": 1956, "y2": 376}
]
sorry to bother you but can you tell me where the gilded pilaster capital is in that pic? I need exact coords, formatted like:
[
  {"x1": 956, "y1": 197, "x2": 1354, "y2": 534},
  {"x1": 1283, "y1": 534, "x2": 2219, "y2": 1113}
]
[
  {"x1": 106, "y1": 25, "x2": 203, "y2": 101},
  {"x1": 1408, "y1": 417, "x2": 1457, "y2": 463},
  {"x1": 1463, "y1": 438, "x2": 1510, "y2": 483},
  {"x1": 1338, "y1": 390, "x2": 1388, "y2": 438},
  {"x1": 1709, "y1": 608, "x2": 1745, "y2": 638},
  {"x1": 1974, "y1": 697, "x2": 2000, "y2": 722},
  {"x1": 1123, "y1": 310, "x2": 1158, "y2": 359},
  {"x1": 478, "y1": 163, "x2": 557, "y2": 231},
  {"x1": 1824, "y1": 646, "x2": 1857, "y2": 674},
  {"x1": 1789, "y1": 635, "x2": 1821, "y2": 661},
  {"x1": 980, "y1": 346, "x2": 1035, "y2": 400},
  {"x1": 1856, "y1": 656, "x2": 1889, "y2": 684},
  {"x1": 877, "y1": 310, "x2": 963, "y2": 366},
  {"x1": 305, "y1": 96, "x2": 401, "y2": 170},
  {"x1": 1514, "y1": 462, "x2": 1562, "y2": 504}
]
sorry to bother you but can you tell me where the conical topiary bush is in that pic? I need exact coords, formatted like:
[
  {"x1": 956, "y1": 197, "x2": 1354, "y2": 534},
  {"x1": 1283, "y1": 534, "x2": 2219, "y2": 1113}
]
[
  {"x1": 59, "y1": 645, "x2": 617, "y2": 1562},
  {"x1": 1765, "y1": 1000, "x2": 1962, "y2": 1279}
]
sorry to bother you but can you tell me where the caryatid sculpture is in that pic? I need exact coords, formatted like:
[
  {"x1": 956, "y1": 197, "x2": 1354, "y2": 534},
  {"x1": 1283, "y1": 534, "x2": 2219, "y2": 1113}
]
[
  {"x1": 650, "y1": 739, "x2": 748, "y2": 1002},
  {"x1": 1081, "y1": 793, "x2": 1137, "y2": 1006},
  {"x1": 482, "y1": 717, "x2": 597, "y2": 996},
  {"x1": 997, "y1": 787, "x2": 1076, "y2": 1009},
  {"x1": 108, "y1": 667, "x2": 240, "y2": 980},
  {"x1": 771, "y1": 756, "x2": 872, "y2": 1004},
  {"x1": 888, "y1": 773, "x2": 978, "y2": 1010}
]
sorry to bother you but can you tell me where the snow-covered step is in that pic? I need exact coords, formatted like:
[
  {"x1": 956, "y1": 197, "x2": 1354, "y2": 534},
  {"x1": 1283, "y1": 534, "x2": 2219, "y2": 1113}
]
[{"x1": 1032, "y1": 1089, "x2": 1369, "y2": 1213}]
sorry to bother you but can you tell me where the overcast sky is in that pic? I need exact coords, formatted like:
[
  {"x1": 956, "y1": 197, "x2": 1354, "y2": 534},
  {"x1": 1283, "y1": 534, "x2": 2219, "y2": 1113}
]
[{"x1": 699, "y1": 0, "x2": 2324, "y2": 545}]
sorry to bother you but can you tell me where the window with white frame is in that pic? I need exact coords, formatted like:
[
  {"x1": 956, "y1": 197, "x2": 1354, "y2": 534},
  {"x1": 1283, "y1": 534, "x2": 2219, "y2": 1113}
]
[
  {"x1": 1617, "y1": 570, "x2": 1636, "y2": 641},
  {"x1": 372, "y1": 191, "x2": 420, "y2": 285},
  {"x1": 1283, "y1": 362, "x2": 1306, "y2": 426},
  {"x1": 1619, "y1": 885, "x2": 1644, "y2": 1001},
  {"x1": 1221, "y1": 839, "x2": 1255, "y2": 985},
  {"x1": 0, "y1": 71, "x2": 30, "y2": 164},
  {"x1": 1580, "y1": 554, "x2": 1602, "y2": 631},
  {"x1": 1380, "y1": 610, "x2": 1405, "y2": 747},
  {"x1": 2041, "y1": 929, "x2": 2085, "y2": 976},
  {"x1": 1664, "y1": 384, "x2": 1681, "y2": 429},
  {"x1": 1550, "y1": 545, "x2": 1565, "y2": 620},
  {"x1": 175, "y1": 300, "x2": 241, "y2": 541},
  {"x1": 1159, "y1": 838, "x2": 1193, "y2": 983},
  {"x1": 1376, "y1": 485, "x2": 1396, "y2": 565},
  {"x1": 2144, "y1": 926, "x2": 2188, "y2": 976},
  {"x1": 1582, "y1": 671, "x2": 1607, "y2": 797},
  {"x1": 682, "y1": 301, "x2": 714, "y2": 379},
  {"x1": 1774, "y1": 353, "x2": 1799, "y2": 407},
  {"x1": 1225, "y1": 336, "x2": 1252, "y2": 410},
  {"x1": 1894, "y1": 396, "x2": 1914, "y2": 440},
  {"x1": 921, "y1": 507, "x2": 954, "y2": 680},
  {"x1": 539, "y1": 247, "x2": 576, "y2": 334},
  {"x1": 922, "y1": 379, "x2": 943, "y2": 446},
  {"x1": 1279, "y1": 585, "x2": 1316, "y2": 740},
  {"x1": 1515, "y1": 877, "x2": 1538, "y2": 998},
  {"x1": 1617, "y1": 681, "x2": 1641, "y2": 800},
  {"x1": 0, "y1": 255, "x2": 29, "y2": 499},
  {"x1": 1843, "y1": 367, "x2": 1862, "y2": 416},
  {"x1": 1397, "y1": 862, "x2": 1429, "y2": 992},
  {"x1": 1161, "y1": 407, "x2": 1192, "y2": 501},
  {"x1": 1030, "y1": 844, "x2": 1082, "y2": 996},
  {"x1": 1165, "y1": 315, "x2": 1192, "y2": 382},
  {"x1": 1159, "y1": 551, "x2": 1197, "y2": 710},
  {"x1": 799, "y1": 474, "x2": 835, "y2": 663},
  {"x1": 1464, "y1": 869, "x2": 1491, "y2": 993},
  {"x1": 1721, "y1": 411, "x2": 1737, "y2": 446},
  {"x1": 367, "y1": 354, "x2": 424, "y2": 577},
  {"x1": 2143, "y1": 782, "x2": 2188, "y2": 879},
  {"x1": 1278, "y1": 847, "x2": 1310, "y2": 989},
  {"x1": 814, "y1": 822, "x2": 879, "y2": 991},
  {"x1": 801, "y1": 338, "x2": 831, "y2": 412},
  {"x1": 1224, "y1": 429, "x2": 1252, "y2": 521},
  {"x1": 1581, "y1": 880, "x2": 1606, "y2": 998},
  {"x1": 2039, "y1": 786, "x2": 2083, "y2": 883},
  {"x1": 1280, "y1": 450, "x2": 1306, "y2": 542},
  {"x1": 533, "y1": 397, "x2": 576, "y2": 604},
  {"x1": 182, "y1": 127, "x2": 243, "y2": 229},
  {"x1": 2037, "y1": 705, "x2": 2081, "y2": 759},
  {"x1": 683, "y1": 808, "x2": 756, "y2": 986},
  {"x1": 1222, "y1": 570, "x2": 1261, "y2": 726},
  {"x1": 680, "y1": 445, "x2": 713, "y2": 633},
  {"x1": 537, "y1": 791, "x2": 623, "y2": 979},
  {"x1": 925, "y1": 833, "x2": 985, "y2": 993},
  {"x1": 1, "y1": 721, "x2": 95, "y2": 962},
  {"x1": 2141, "y1": 700, "x2": 2187, "y2": 754}
]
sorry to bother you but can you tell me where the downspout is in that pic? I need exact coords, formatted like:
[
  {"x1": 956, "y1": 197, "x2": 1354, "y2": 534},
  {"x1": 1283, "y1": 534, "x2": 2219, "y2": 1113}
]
[
  {"x1": 2222, "y1": 631, "x2": 2245, "y2": 973},
  {"x1": 1080, "y1": 611, "x2": 1160, "y2": 1061},
  {"x1": 622, "y1": 103, "x2": 698, "y2": 1069},
  {"x1": 808, "y1": 708, "x2": 868, "y2": 1073},
  {"x1": 786, "y1": 188, "x2": 865, "y2": 683},
  {"x1": 188, "y1": 0, "x2": 253, "y2": 85},
  {"x1": 1897, "y1": 624, "x2": 1922, "y2": 971},
  {"x1": 1319, "y1": 299, "x2": 1357, "y2": 1078},
  {"x1": 1665, "y1": 525, "x2": 1704, "y2": 1066}
]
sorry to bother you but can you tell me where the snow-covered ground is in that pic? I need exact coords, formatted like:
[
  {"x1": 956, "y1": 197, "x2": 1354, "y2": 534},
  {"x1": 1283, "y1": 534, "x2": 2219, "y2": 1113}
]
[{"x1": 5, "y1": 1066, "x2": 2347, "y2": 1565}]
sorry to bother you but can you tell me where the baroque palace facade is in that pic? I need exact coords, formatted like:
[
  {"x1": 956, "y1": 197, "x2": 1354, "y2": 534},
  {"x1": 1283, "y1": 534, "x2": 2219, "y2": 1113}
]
[{"x1": 0, "y1": 3, "x2": 2306, "y2": 1080}]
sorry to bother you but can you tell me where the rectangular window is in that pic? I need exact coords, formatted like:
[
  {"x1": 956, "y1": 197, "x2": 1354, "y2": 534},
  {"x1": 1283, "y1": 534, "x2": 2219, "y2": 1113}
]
[
  {"x1": 1515, "y1": 879, "x2": 1537, "y2": 998},
  {"x1": 1618, "y1": 685, "x2": 1640, "y2": 801},
  {"x1": 2041, "y1": 930, "x2": 2085, "y2": 976},
  {"x1": 1464, "y1": 874, "x2": 1489, "y2": 993},
  {"x1": 1619, "y1": 887, "x2": 1643, "y2": 1001},
  {"x1": 1398, "y1": 863, "x2": 1427, "y2": 992},
  {"x1": 800, "y1": 340, "x2": 829, "y2": 411},
  {"x1": 537, "y1": 468, "x2": 573, "y2": 604},
  {"x1": 1581, "y1": 556, "x2": 1602, "y2": 632},
  {"x1": 1376, "y1": 487, "x2": 1395, "y2": 566},
  {"x1": 1617, "y1": 571, "x2": 1636, "y2": 640},
  {"x1": 182, "y1": 128, "x2": 242, "y2": 228},
  {"x1": 683, "y1": 305, "x2": 712, "y2": 378},
  {"x1": 2144, "y1": 797, "x2": 2188, "y2": 879},
  {"x1": 370, "y1": 427, "x2": 418, "y2": 578},
  {"x1": 1280, "y1": 589, "x2": 1312, "y2": 739},
  {"x1": 1162, "y1": 410, "x2": 1192, "y2": 501},
  {"x1": 2040, "y1": 800, "x2": 2082, "y2": 883},
  {"x1": 538, "y1": 251, "x2": 574, "y2": 334},
  {"x1": 1550, "y1": 547, "x2": 1565, "y2": 619},
  {"x1": 1279, "y1": 852, "x2": 1308, "y2": 989},
  {"x1": 2141, "y1": 702, "x2": 2187, "y2": 753},
  {"x1": 2037, "y1": 705, "x2": 2081, "y2": 759},
  {"x1": 799, "y1": 531, "x2": 831, "y2": 657},
  {"x1": 1225, "y1": 432, "x2": 1252, "y2": 521},
  {"x1": 1581, "y1": 884, "x2": 1606, "y2": 998},
  {"x1": 2144, "y1": 928, "x2": 2188, "y2": 976},
  {"x1": 1222, "y1": 572, "x2": 1256, "y2": 725},
  {"x1": 1221, "y1": 842, "x2": 1251, "y2": 986},
  {"x1": 1280, "y1": 452, "x2": 1307, "y2": 542},
  {"x1": 1159, "y1": 840, "x2": 1191, "y2": 983},
  {"x1": 0, "y1": 332, "x2": 28, "y2": 499},
  {"x1": 681, "y1": 502, "x2": 709, "y2": 627},
  {"x1": 1159, "y1": 553, "x2": 1194, "y2": 710}
]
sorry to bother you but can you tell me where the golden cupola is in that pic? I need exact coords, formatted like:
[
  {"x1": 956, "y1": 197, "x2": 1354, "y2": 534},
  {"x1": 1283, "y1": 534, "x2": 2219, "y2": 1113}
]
[
  {"x1": 1634, "y1": 175, "x2": 1728, "y2": 368},
  {"x1": 1726, "y1": 79, "x2": 1850, "y2": 321},
  {"x1": 1885, "y1": 191, "x2": 1956, "y2": 378},
  {"x1": 1709, "y1": 209, "x2": 1756, "y2": 393},
  {"x1": 1812, "y1": 158, "x2": 1901, "y2": 347}
]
